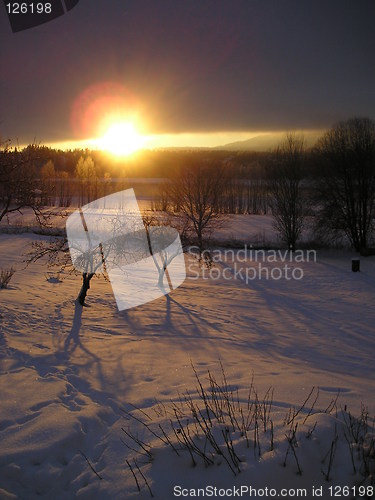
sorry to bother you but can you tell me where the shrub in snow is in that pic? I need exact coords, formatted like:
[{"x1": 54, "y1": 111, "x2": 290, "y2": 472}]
[
  {"x1": 121, "y1": 364, "x2": 375, "y2": 498},
  {"x1": 0, "y1": 266, "x2": 15, "y2": 288},
  {"x1": 45, "y1": 271, "x2": 63, "y2": 283}
]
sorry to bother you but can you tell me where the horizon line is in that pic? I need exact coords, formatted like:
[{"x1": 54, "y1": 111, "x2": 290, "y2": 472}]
[{"x1": 36, "y1": 128, "x2": 325, "y2": 152}]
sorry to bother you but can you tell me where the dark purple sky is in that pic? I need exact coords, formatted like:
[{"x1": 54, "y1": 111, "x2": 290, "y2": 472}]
[{"x1": 1, "y1": 0, "x2": 375, "y2": 145}]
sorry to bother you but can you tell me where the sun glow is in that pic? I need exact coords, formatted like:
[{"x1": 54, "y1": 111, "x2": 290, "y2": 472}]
[{"x1": 98, "y1": 122, "x2": 146, "y2": 156}]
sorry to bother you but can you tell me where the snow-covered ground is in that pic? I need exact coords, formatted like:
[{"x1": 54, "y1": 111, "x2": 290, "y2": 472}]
[{"x1": 0, "y1": 219, "x2": 374, "y2": 499}]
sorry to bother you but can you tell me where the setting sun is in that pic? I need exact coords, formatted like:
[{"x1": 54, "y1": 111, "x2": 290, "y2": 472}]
[{"x1": 99, "y1": 122, "x2": 146, "y2": 156}]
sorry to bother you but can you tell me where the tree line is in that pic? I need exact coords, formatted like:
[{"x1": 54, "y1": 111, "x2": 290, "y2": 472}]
[
  {"x1": 1, "y1": 117, "x2": 375, "y2": 255},
  {"x1": 155, "y1": 118, "x2": 375, "y2": 255}
]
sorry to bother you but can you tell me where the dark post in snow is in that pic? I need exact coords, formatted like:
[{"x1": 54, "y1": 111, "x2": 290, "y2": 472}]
[{"x1": 352, "y1": 258, "x2": 360, "y2": 272}]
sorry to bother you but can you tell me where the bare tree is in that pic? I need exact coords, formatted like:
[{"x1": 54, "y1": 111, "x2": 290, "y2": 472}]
[
  {"x1": 267, "y1": 133, "x2": 306, "y2": 251},
  {"x1": 142, "y1": 212, "x2": 183, "y2": 289},
  {"x1": 314, "y1": 117, "x2": 375, "y2": 253},
  {"x1": 26, "y1": 229, "x2": 125, "y2": 307},
  {"x1": 166, "y1": 161, "x2": 227, "y2": 256},
  {"x1": 26, "y1": 209, "x2": 182, "y2": 307}
]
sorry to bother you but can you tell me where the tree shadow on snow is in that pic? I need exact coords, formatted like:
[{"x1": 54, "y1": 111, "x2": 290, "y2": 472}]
[
  {"x1": 63, "y1": 300, "x2": 99, "y2": 359},
  {"x1": 117, "y1": 292, "x2": 224, "y2": 363}
]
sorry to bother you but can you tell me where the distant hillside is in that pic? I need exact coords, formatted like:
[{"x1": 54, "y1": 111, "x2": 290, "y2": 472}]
[{"x1": 215, "y1": 132, "x2": 321, "y2": 151}]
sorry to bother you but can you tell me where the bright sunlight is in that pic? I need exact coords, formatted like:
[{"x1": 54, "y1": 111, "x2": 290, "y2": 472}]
[{"x1": 98, "y1": 122, "x2": 146, "y2": 156}]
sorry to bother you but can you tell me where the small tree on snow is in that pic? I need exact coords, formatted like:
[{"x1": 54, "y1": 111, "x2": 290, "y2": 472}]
[
  {"x1": 26, "y1": 213, "x2": 181, "y2": 307},
  {"x1": 166, "y1": 161, "x2": 227, "y2": 257},
  {"x1": 267, "y1": 133, "x2": 306, "y2": 251},
  {"x1": 314, "y1": 117, "x2": 375, "y2": 253}
]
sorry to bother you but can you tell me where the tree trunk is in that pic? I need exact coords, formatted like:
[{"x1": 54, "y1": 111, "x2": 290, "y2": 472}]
[{"x1": 77, "y1": 272, "x2": 94, "y2": 306}]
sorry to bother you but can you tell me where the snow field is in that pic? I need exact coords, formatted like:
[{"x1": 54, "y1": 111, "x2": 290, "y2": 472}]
[{"x1": 0, "y1": 230, "x2": 374, "y2": 498}]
